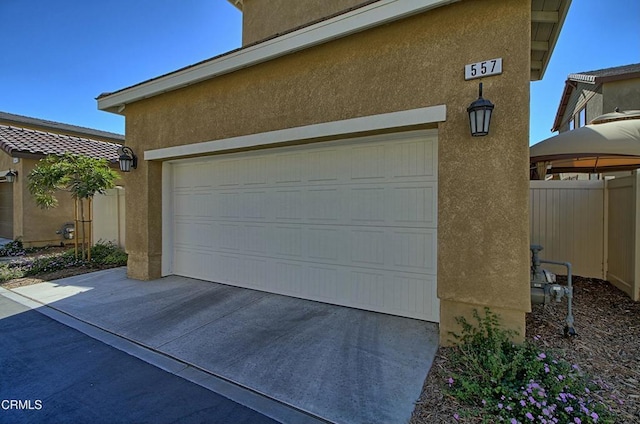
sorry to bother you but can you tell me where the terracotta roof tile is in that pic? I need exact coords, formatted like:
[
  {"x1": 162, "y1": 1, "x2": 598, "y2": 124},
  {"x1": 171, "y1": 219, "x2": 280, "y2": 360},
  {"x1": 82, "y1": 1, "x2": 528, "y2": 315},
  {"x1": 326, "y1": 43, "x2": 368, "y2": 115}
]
[
  {"x1": 0, "y1": 111, "x2": 124, "y2": 142},
  {"x1": 0, "y1": 125, "x2": 120, "y2": 162}
]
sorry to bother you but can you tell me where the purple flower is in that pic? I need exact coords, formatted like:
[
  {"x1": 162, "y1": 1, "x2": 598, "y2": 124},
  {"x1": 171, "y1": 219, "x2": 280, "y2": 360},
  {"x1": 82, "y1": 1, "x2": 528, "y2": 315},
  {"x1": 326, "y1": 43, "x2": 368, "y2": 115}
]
[
  {"x1": 448, "y1": 377, "x2": 454, "y2": 387},
  {"x1": 453, "y1": 413, "x2": 459, "y2": 421},
  {"x1": 573, "y1": 418, "x2": 581, "y2": 424},
  {"x1": 591, "y1": 412, "x2": 599, "y2": 421},
  {"x1": 564, "y1": 406, "x2": 574, "y2": 413},
  {"x1": 526, "y1": 412, "x2": 534, "y2": 421},
  {"x1": 498, "y1": 403, "x2": 503, "y2": 409},
  {"x1": 520, "y1": 400, "x2": 527, "y2": 407},
  {"x1": 511, "y1": 419, "x2": 518, "y2": 424},
  {"x1": 538, "y1": 352, "x2": 547, "y2": 360}
]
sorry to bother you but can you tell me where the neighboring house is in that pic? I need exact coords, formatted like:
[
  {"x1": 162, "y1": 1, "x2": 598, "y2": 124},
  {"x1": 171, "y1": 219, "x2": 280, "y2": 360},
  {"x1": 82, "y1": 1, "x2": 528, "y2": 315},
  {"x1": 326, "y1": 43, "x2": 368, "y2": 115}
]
[
  {"x1": 0, "y1": 112, "x2": 124, "y2": 246},
  {"x1": 552, "y1": 63, "x2": 640, "y2": 133},
  {"x1": 97, "y1": 0, "x2": 570, "y2": 342}
]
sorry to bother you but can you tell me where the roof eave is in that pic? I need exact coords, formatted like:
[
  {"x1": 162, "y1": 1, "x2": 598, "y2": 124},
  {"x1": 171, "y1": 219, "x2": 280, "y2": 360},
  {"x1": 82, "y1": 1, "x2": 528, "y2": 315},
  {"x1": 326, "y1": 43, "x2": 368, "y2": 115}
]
[
  {"x1": 226, "y1": 0, "x2": 242, "y2": 11},
  {"x1": 551, "y1": 80, "x2": 576, "y2": 132},
  {"x1": 530, "y1": 0, "x2": 572, "y2": 82},
  {"x1": 551, "y1": 70, "x2": 640, "y2": 131},
  {"x1": 98, "y1": 0, "x2": 460, "y2": 114},
  {"x1": 0, "y1": 112, "x2": 124, "y2": 141}
]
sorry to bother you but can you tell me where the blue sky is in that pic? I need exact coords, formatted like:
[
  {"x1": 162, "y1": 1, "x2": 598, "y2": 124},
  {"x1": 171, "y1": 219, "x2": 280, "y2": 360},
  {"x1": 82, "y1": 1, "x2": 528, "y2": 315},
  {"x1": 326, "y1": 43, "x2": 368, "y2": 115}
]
[{"x1": 1, "y1": 1, "x2": 638, "y2": 145}]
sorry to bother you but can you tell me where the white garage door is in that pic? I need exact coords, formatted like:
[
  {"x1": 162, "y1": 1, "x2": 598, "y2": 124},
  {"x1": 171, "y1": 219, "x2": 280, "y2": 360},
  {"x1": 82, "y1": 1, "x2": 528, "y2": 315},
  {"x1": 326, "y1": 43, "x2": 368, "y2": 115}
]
[{"x1": 168, "y1": 130, "x2": 438, "y2": 321}]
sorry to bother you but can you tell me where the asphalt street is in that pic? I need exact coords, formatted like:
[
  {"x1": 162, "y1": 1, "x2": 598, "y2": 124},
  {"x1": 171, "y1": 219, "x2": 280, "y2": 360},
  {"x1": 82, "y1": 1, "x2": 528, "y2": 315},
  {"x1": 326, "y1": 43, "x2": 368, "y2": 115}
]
[{"x1": 0, "y1": 295, "x2": 279, "y2": 424}]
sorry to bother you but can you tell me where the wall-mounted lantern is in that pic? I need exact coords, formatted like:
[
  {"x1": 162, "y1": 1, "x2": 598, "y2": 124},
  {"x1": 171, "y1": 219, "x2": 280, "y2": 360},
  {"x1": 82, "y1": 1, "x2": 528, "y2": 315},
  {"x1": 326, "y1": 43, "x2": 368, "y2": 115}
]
[
  {"x1": 118, "y1": 146, "x2": 137, "y2": 172},
  {"x1": 467, "y1": 82, "x2": 495, "y2": 137},
  {"x1": 5, "y1": 170, "x2": 17, "y2": 183}
]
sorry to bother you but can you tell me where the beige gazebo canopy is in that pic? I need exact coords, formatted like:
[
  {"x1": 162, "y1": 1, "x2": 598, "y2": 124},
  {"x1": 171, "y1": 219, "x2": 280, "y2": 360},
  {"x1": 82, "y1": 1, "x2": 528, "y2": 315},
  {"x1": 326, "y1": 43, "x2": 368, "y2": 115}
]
[{"x1": 530, "y1": 111, "x2": 640, "y2": 176}]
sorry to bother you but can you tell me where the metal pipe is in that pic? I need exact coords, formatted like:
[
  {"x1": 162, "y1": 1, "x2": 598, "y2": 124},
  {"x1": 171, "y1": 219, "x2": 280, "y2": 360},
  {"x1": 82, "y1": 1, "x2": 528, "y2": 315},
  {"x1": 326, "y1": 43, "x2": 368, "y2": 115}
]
[{"x1": 539, "y1": 259, "x2": 576, "y2": 336}]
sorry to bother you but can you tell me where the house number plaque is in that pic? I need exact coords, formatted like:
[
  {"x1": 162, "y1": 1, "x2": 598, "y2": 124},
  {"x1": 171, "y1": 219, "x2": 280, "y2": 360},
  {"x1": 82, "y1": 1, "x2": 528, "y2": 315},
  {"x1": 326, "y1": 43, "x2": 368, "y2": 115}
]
[{"x1": 464, "y1": 58, "x2": 502, "y2": 80}]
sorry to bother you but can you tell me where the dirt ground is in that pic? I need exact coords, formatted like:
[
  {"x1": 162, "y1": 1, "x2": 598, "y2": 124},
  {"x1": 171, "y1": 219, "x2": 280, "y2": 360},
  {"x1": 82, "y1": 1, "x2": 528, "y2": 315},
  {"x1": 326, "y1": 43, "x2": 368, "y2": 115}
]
[
  {"x1": 0, "y1": 246, "x2": 119, "y2": 289},
  {"x1": 411, "y1": 276, "x2": 640, "y2": 423}
]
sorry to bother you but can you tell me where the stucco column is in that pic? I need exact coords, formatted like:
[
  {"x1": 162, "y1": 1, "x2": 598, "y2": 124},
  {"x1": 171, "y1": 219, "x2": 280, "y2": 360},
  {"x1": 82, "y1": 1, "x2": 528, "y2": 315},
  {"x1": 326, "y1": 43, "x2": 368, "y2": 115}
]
[
  {"x1": 437, "y1": 72, "x2": 532, "y2": 345},
  {"x1": 123, "y1": 157, "x2": 163, "y2": 280}
]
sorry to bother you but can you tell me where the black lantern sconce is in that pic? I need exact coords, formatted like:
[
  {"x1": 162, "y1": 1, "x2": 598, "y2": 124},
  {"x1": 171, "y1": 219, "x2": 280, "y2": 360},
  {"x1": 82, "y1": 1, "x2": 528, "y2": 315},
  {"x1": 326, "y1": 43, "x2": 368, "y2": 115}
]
[
  {"x1": 118, "y1": 146, "x2": 137, "y2": 172},
  {"x1": 5, "y1": 170, "x2": 17, "y2": 183},
  {"x1": 467, "y1": 83, "x2": 494, "y2": 137}
]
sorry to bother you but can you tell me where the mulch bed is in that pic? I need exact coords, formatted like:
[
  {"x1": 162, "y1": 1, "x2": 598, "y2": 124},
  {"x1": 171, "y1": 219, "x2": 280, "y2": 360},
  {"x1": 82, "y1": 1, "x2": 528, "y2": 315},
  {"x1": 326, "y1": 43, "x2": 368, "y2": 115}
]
[
  {"x1": 0, "y1": 247, "x2": 119, "y2": 289},
  {"x1": 0, "y1": 268, "x2": 99, "y2": 289},
  {"x1": 410, "y1": 276, "x2": 640, "y2": 423}
]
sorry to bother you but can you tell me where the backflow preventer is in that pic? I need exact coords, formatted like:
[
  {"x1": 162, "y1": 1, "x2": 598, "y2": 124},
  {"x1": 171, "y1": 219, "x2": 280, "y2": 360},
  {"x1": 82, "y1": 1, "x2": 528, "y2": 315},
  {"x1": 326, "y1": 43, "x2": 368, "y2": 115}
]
[{"x1": 530, "y1": 245, "x2": 577, "y2": 337}]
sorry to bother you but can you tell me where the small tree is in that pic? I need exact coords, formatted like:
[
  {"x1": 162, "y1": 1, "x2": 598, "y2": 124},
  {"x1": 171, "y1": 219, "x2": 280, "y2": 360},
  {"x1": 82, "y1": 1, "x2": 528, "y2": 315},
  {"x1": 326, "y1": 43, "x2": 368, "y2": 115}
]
[{"x1": 28, "y1": 154, "x2": 119, "y2": 259}]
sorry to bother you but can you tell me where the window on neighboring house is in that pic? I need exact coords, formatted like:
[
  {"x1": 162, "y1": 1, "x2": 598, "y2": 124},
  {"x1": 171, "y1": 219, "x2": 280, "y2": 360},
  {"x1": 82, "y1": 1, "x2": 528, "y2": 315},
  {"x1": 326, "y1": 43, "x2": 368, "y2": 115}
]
[
  {"x1": 569, "y1": 118, "x2": 575, "y2": 130},
  {"x1": 578, "y1": 107, "x2": 586, "y2": 127}
]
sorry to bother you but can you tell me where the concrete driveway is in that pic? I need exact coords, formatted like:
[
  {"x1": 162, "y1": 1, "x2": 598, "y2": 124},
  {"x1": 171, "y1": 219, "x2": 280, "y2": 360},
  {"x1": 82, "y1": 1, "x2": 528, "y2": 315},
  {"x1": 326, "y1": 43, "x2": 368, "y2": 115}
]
[
  {"x1": 0, "y1": 295, "x2": 279, "y2": 424},
  {"x1": 3, "y1": 268, "x2": 439, "y2": 423}
]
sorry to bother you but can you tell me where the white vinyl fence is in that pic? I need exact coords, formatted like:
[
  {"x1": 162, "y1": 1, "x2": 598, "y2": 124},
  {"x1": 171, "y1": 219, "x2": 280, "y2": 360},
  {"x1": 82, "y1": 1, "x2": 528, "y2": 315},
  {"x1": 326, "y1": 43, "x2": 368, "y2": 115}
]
[
  {"x1": 93, "y1": 187, "x2": 125, "y2": 248},
  {"x1": 529, "y1": 180, "x2": 606, "y2": 279},
  {"x1": 606, "y1": 174, "x2": 640, "y2": 301},
  {"x1": 529, "y1": 176, "x2": 640, "y2": 301}
]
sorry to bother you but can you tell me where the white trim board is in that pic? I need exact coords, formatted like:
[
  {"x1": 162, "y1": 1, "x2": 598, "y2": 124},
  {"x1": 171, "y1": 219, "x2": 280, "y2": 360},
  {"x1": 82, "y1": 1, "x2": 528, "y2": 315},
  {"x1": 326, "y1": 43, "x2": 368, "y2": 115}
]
[
  {"x1": 145, "y1": 105, "x2": 446, "y2": 161},
  {"x1": 98, "y1": 0, "x2": 459, "y2": 113}
]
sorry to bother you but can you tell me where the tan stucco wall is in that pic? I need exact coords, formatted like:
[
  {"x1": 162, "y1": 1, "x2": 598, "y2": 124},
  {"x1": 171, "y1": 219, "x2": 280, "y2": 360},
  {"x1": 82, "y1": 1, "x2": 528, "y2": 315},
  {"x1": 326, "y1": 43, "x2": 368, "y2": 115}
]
[
  {"x1": 558, "y1": 82, "x2": 602, "y2": 132},
  {"x1": 559, "y1": 77, "x2": 640, "y2": 132},
  {"x1": 123, "y1": 0, "x2": 532, "y2": 341},
  {"x1": 0, "y1": 152, "x2": 14, "y2": 239},
  {"x1": 0, "y1": 152, "x2": 124, "y2": 246},
  {"x1": 241, "y1": 0, "x2": 370, "y2": 45},
  {"x1": 0, "y1": 152, "x2": 13, "y2": 171},
  {"x1": 603, "y1": 78, "x2": 640, "y2": 115},
  {"x1": 18, "y1": 159, "x2": 77, "y2": 247},
  {"x1": 117, "y1": 158, "x2": 162, "y2": 280}
]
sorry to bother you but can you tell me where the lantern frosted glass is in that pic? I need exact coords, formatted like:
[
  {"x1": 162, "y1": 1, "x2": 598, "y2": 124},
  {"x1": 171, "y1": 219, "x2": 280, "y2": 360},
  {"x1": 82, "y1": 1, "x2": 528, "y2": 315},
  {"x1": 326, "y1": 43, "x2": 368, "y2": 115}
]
[{"x1": 467, "y1": 83, "x2": 494, "y2": 137}]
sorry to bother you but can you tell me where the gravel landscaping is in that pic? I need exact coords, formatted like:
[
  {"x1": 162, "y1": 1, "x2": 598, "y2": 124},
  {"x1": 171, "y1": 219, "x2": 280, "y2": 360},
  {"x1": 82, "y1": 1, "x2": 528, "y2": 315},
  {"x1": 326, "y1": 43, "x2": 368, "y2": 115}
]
[{"x1": 411, "y1": 276, "x2": 640, "y2": 423}]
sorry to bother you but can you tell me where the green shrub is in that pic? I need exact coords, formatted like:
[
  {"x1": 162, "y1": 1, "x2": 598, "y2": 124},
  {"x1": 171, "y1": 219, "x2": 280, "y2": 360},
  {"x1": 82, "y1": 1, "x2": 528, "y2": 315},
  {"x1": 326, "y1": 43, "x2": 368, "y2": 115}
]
[
  {"x1": 0, "y1": 264, "x2": 23, "y2": 281},
  {"x1": 0, "y1": 239, "x2": 26, "y2": 257},
  {"x1": 0, "y1": 241, "x2": 127, "y2": 283},
  {"x1": 22, "y1": 253, "x2": 87, "y2": 276},
  {"x1": 446, "y1": 308, "x2": 614, "y2": 423},
  {"x1": 0, "y1": 239, "x2": 64, "y2": 258},
  {"x1": 89, "y1": 240, "x2": 127, "y2": 266}
]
